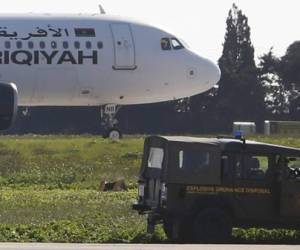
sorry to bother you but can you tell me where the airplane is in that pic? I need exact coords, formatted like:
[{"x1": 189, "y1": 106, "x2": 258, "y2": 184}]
[{"x1": 0, "y1": 12, "x2": 221, "y2": 139}]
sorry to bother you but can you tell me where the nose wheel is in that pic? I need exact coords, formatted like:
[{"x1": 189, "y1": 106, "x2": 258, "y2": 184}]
[
  {"x1": 101, "y1": 104, "x2": 123, "y2": 140},
  {"x1": 106, "y1": 128, "x2": 122, "y2": 140}
]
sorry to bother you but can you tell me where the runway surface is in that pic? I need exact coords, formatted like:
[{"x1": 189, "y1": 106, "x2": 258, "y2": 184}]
[{"x1": 0, "y1": 244, "x2": 298, "y2": 250}]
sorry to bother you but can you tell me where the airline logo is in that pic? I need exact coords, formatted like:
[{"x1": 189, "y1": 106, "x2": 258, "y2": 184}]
[
  {"x1": 74, "y1": 28, "x2": 96, "y2": 37},
  {"x1": 0, "y1": 50, "x2": 98, "y2": 65},
  {"x1": 0, "y1": 26, "x2": 99, "y2": 65},
  {"x1": 0, "y1": 26, "x2": 96, "y2": 40},
  {"x1": 0, "y1": 26, "x2": 70, "y2": 40}
]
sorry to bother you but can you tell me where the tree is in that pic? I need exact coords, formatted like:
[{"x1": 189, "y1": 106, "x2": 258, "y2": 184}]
[
  {"x1": 279, "y1": 41, "x2": 300, "y2": 119},
  {"x1": 259, "y1": 42, "x2": 300, "y2": 119},
  {"x1": 216, "y1": 4, "x2": 265, "y2": 130},
  {"x1": 259, "y1": 49, "x2": 288, "y2": 116}
]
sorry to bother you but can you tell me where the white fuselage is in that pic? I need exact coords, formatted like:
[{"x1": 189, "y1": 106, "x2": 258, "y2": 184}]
[{"x1": 0, "y1": 14, "x2": 220, "y2": 106}]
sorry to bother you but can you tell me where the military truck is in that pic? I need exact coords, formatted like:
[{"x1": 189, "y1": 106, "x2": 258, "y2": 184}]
[{"x1": 133, "y1": 136, "x2": 300, "y2": 242}]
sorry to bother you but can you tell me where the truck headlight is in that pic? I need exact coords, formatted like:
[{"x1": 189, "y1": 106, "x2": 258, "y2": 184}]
[{"x1": 138, "y1": 183, "x2": 145, "y2": 198}]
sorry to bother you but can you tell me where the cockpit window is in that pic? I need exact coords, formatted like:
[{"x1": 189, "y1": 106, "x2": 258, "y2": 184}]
[
  {"x1": 161, "y1": 38, "x2": 171, "y2": 50},
  {"x1": 161, "y1": 37, "x2": 184, "y2": 51},
  {"x1": 171, "y1": 38, "x2": 184, "y2": 50}
]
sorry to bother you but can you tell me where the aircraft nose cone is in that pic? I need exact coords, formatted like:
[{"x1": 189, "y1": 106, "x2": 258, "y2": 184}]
[
  {"x1": 185, "y1": 53, "x2": 221, "y2": 96},
  {"x1": 205, "y1": 60, "x2": 221, "y2": 87}
]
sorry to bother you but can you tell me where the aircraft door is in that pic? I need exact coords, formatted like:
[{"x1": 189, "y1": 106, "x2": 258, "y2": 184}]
[{"x1": 110, "y1": 23, "x2": 136, "y2": 70}]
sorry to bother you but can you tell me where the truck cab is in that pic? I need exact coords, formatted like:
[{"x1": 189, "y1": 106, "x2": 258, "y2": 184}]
[{"x1": 133, "y1": 136, "x2": 300, "y2": 242}]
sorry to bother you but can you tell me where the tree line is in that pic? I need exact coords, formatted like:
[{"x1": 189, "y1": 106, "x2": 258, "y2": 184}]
[{"x1": 5, "y1": 4, "x2": 300, "y2": 135}]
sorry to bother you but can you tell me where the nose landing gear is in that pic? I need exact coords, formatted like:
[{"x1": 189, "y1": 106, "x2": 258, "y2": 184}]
[{"x1": 101, "y1": 104, "x2": 122, "y2": 140}]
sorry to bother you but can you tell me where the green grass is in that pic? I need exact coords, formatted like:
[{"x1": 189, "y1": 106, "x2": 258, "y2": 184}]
[
  {"x1": 0, "y1": 188, "x2": 166, "y2": 243},
  {"x1": 0, "y1": 135, "x2": 165, "y2": 242},
  {"x1": 0, "y1": 135, "x2": 298, "y2": 243},
  {"x1": 0, "y1": 135, "x2": 144, "y2": 189}
]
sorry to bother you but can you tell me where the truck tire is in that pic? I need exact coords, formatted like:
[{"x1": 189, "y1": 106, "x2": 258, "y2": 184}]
[
  {"x1": 163, "y1": 219, "x2": 173, "y2": 240},
  {"x1": 163, "y1": 218, "x2": 193, "y2": 243},
  {"x1": 193, "y1": 208, "x2": 232, "y2": 243}
]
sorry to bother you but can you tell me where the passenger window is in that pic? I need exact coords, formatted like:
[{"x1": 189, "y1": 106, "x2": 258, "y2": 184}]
[
  {"x1": 86, "y1": 41, "x2": 92, "y2": 49},
  {"x1": 235, "y1": 155, "x2": 269, "y2": 180},
  {"x1": 51, "y1": 41, "x2": 57, "y2": 49},
  {"x1": 74, "y1": 41, "x2": 80, "y2": 49},
  {"x1": 288, "y1": 157, "x2": 300, "y2": 169},
  {"x1": 63, "y1": 41, "x2": 69, "y2": 49},
  {"x1": 284, "y1": 157, "x2": 300, "y2": 180},
  {"x1": 247, "y1": 156, "x2": 268, "y2": 180},
  {"x1": 161, "y1": 38, "x2": 171, "y2": 50},
  {"x1": 97, "y1": 41, "x2": 103, "y2": 49},
  {"x1": 256, "y1": 157, "x2": 269, "y2": 171},
  {"x1": 171, "y1": 38, "x2": 184, "y2": 50},
  {"x1": 16, "y1": 41, "x2": 22, "y2": 49},
  {"x1": 5, "y1": 41, "x2": 11, "y2": 49},
  {"x1": 28, "y1": 41, "x2": 34, "y2": 49},
  {"x1": 40, "y1": 41, "x2": 46, "y2": 49},
  {"x1": 179, "y1": 149, "x2": 210, "y2": 170},
  {"x1": 148, "y1": 147, "x2": 164, "y2": 169}
]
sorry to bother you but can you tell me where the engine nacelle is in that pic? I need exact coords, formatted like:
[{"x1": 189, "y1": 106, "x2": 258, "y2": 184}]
[{"x1": 0, "y1": 82, "x2": 18, "y2": 130}]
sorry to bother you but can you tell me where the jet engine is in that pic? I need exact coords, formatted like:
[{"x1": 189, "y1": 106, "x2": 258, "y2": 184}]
[{"x1": 0, "y1": 82, "x2": 18, "y2": 130}]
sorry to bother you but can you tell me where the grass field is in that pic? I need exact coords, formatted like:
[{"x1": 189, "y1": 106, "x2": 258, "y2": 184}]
[
  {"x1": 0, "y1": 136, "x2": 144, "y2": 189},
  {"x1": 0, "y1": 134, "x2": 299, "y2": 243}
]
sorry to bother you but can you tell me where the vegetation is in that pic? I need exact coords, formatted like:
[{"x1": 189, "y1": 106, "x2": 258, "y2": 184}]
[
  {"x1": 217, "y1": 4, "x2": 265, "y2": 129},
  {"x1": 0, "y1": 135, "x2": 144, "y2": 189},
  {"x1": 0, "y1": 135, "x2": 299, "y2": 243},
  {"x1": 0, "y1": 188, "x2": 166, "y2": 243},
  {"x1": 0, "y1": 135, "x2": 164, "y2": 243},
  {"x1": 259, "y1": 42, "x2": 300, "y2": 118}
]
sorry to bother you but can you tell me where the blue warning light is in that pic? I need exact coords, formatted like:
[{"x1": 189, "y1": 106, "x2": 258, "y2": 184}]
[{"x1": 234, "y1": 130, "x2": 243, "y2": 139}]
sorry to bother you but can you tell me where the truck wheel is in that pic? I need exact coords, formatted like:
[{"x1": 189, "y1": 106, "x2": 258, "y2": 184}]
[
  {"x1": 163, "y1": 219, "x2": 173, "y2": 240},
  {"x1": 193, "y1": 208, "x2": 232, "y2": 243},
  {"x1": 163, "y1": 218, "x2": 193, "y2": 243},
  {"x1": 103, "y1": 128, "x2": 122, "y2": 140}
]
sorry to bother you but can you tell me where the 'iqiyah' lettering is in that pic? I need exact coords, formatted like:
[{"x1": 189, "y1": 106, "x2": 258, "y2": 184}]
[{"x1": 0, "y1": 50, "x2": 98, "y2": 65}]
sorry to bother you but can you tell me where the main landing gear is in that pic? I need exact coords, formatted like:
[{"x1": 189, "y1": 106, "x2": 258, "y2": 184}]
[{"x1": 101, "y1": 104, "x2": 122, "y2": 140}]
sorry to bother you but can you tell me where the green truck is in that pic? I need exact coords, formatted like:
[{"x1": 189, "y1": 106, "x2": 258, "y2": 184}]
[{"x1": 133, "y1": 136, "x2": 300, "y2": 242}]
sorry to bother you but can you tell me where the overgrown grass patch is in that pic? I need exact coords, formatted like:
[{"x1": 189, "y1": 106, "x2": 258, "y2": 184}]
[
  {"x1": 233, "y1": 228, "x2": 300, "y2": 244},
  {"x1": 0, "y1": 188, "x2": 166, "y2": 243},
  {"x1": 0, "y1": 135, "x2": 144, "y2": 189}
]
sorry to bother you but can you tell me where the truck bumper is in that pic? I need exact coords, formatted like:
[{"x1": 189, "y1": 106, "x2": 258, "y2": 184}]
[{"x1": 132, "y1": 203, "x2": 151, "y2": 213}]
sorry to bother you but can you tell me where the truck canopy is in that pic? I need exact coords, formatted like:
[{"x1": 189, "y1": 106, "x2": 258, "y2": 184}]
[{"x1": 147, "y1": 136, "x2": 300, "y2": 156}]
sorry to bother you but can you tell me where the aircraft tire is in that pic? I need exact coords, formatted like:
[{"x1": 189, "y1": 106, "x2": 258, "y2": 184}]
[{"x1": 104, "y1": 128, "x2": 122, "y2": 140}]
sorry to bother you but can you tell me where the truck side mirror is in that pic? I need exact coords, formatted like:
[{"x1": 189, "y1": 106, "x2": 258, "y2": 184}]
[{"x1": 0, "y1": 82, "x2": 18, "y2": 131}]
